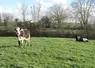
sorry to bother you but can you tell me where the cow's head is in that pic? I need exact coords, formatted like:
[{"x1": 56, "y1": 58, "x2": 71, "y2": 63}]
[{"x1": 15, "y1": 27, "x2": 21, "y2": 36}]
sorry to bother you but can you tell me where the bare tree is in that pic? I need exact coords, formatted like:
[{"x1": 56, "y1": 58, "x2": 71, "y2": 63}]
[
  {"x1": 22, "y1": 3, "x2": 28, "y2": 22},
  {"x1": 0, "y1": 14, "x2": 2, "y2": 23},
  {"x1": 37, "y1": 2, "x2": 41, "y2": 21},
  {"x1": 48, "y1": 4, "x2": 66, "y2": 28},
  {"x1": 2, "y1": 13, "x2": 13, "y2": 22},
  {"x1": 31, "y1": 2, "x2": 41, "y2": 22},
  {"x1": 31, "y1": 5, "x2": 36, "y2": 22},
  {"x1": 71, "y1": 0, "x2": 95, "y2": 27},
  {"x1": 18, "y1": 3, "x2": 28, "y2": 22},
  {"x1": 71, "y1": 0, "x2": 95, "y2": 37}
]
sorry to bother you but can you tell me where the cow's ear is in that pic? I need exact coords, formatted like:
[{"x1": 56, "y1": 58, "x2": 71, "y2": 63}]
[
  {"x1": 20, "y1": 27, "x2": 22, "y2": 30},
  {"x1": 14, "y1": 28, "x2": 16, "y2": 30}
]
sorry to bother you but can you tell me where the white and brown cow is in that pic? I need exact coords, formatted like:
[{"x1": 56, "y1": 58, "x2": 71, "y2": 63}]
[{"x1": 15, "y1": 27, "x2": 30, "y2": 47}]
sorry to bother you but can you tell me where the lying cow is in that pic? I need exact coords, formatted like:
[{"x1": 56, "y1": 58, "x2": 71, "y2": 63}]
[
  {"x1": 75, "y1": 35, "x2": 88, "y2": 42},
  {"x1": 15, "y1": 27, "x2": 30, "y2": 47}
]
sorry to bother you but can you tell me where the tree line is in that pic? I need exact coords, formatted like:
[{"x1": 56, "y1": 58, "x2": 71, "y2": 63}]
[{"x1": 0, "y1": 0, "x2": 95, "y2": 39}]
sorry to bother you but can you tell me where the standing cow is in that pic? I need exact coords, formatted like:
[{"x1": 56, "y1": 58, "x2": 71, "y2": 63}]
[{"x1": 15, "y1": 27, "x2": 30, "y2": 47}]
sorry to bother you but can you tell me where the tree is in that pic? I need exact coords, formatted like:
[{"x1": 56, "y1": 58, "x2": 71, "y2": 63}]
[
  {"x1": 71, "y1": 0, "x2": 95, "y2": 37},
  {"x1": 31, "y1": 2, "x2": 41, "y2": 22},
  {"x1": 0, "y1": 14, "x2": 1, "y2": 23},
  {"x1": 2, "y1": 13, "x2": 13, "y2": 22},
  {"x1": 39, "y1": 16, "x2": 51, "y2": 28},
  {"x1": 36, "y1": 3, "x2": 41, "y2": 21},
  {"x1": 31, "y1": 6, "x2": 36, "y2": 22},
  {"x1": 14, "y1": 18, "x2": 19, "y2": 27},
  {"x1": 2, "y1": 12, "x2": 14, "y2": 26},
  {"x1": 18, "y1": 3, "x2": 28, "y2": 22},
  {"x1": 71, "y1": 0, "x2": 95, "y2": 27},
  {"x1": 48, "y1": 4, "x2": 66, "y2": 28}
]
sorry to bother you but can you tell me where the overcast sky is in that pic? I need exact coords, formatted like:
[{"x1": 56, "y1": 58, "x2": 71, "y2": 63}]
[
  {"x1": 0, "y1": 0, "x2": 73, "y2": 12},
  {"x1": 0, "y1": 0, "x2": 74, "y2": 20}
]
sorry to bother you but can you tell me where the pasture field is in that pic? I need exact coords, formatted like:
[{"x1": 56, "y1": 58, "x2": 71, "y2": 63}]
[{"x1": 0, "y1": 37, "x2": 95, "y2": 68}]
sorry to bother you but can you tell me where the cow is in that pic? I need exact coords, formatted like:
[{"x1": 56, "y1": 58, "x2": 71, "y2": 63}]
[
  {"x1": 15, "y1": 27, "x2": 30, "y2": 47},
  {"x1": 75, "y1": 35, "x2": 88, "y2": 42}
]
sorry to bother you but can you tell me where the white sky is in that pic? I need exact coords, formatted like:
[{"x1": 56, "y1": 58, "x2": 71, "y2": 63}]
[{"x1": 0, "y1": 0, "x2": 72, "y2": 20}]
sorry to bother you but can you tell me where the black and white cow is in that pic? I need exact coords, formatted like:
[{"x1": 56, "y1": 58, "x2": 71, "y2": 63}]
[
  {"x1": 75, "y1": 35, "x2": 88, "y2": 42},
  {"x1": 15, "y1": 27, "x2": 30, "y2": 47}
]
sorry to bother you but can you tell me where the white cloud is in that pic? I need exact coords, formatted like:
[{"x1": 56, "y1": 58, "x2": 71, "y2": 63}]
[
  {"x1": 0, "y1": 6, "x2": 14, "y2": 14},
  {"x1": 37, "y1": 0, "x2": 68, "y2": 11},
  {"x1": 0, "y1": 6, "x2": 5, "y2": 13},
  {"x1": 34, "y1": 0, "x2": 53, "y2": 17},
  {"x1": 36, "y1": 0, "x2": 41, "y2": 3},
  {"x1": 53, "y1": 0, "x2": 67, "y2": 4},
  {"x1": 2, "y1": 0, "x2": 68, "y2": 20},
  {"x1": 17, "y1": 2, "x2": 23, "y2": 9},
  {"x1": 35, "y1": 0, "x2": 68, "y2": 16},
  {"x1": 14, "y1": 2, "x2": 23, "y2": 20},
  {"x1": 40, "y1": 1, "x2": 52, "y2": 10},
  {"x1": 53, "y1": 0, "x2": 67, "y2": 8}
]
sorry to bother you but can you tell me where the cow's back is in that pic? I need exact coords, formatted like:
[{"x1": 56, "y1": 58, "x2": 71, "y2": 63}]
[{"x1": 21, "y1": 29, "x2": 30, "y2": 38}]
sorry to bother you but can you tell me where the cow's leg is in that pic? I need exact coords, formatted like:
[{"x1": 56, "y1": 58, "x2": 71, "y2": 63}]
[
  {"x1": 26, "y1": 38, "x2": 30, "y2": 47},
  {"x1": 24, "y1": 39, "x2": 27, "y2": 47},
  {"x1": 28, "y1": 38, "x2": 30, "y2": 46},
  {"x1": 18, "y1": 37, "x2": 22, "y2": 47},
  {"x1": 21, "y1": 39, "x2": 24, "y2": 47},
  {"x1": 20, "y1": 37, "x2": 26, "y2": 47},
  {"x1": 24, "y1": 38, "x2": 30, "y2": 47},
  {"x1": 18, "y1": 40, "x2": 21, "y2": 47},
  {"x1": 25, "y1": 38, "x2": 30, "y2": 47},
  {"x1": 28, "y1": 35, "x2": 30, "y2": 46},
  {"x1": 24, "y1": 40, "x2": 27, "y2": 47}
]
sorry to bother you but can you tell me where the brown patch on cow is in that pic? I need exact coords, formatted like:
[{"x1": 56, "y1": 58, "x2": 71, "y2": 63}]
[
  {"x1": 20, "y1": 31, "x2": 24, "y2": 36},
  {"x1": 20, "y1": 29, "x2": 30, "y2": 38}
]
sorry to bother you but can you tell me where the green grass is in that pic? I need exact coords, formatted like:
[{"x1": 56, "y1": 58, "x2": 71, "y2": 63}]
[{"x1": 0, "y1": 37, "x2": 95, "y2": 68}]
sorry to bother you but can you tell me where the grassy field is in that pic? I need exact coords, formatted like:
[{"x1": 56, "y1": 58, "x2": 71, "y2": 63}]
[{"x1": 0, "y1": 37, "x2": 95, "y2": 68}]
